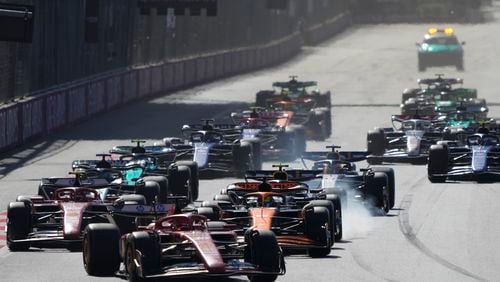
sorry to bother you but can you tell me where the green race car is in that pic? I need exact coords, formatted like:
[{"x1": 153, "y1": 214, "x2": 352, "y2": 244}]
[{"x1": 416, "y1": 28, "x2": 465, "y2": 71}]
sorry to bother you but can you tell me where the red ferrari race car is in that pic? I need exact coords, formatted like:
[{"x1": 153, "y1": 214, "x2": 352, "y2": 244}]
[
  {"x1": 6, "y1": 173, "x2": 179, "y2": 252},
  {"x1": 82, "y1": 213, "x2": 285, "y2": 281}
]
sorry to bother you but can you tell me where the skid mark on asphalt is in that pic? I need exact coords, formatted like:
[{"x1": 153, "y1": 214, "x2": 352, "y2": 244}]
[{"x1": 398, "y1": 194, "x2": 487, "y2": 281}]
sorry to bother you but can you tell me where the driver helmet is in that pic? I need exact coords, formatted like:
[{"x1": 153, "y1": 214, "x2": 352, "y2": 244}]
[
  {"x1": 96, "y1": 160, "x2": 111, "y2": 169},
  {"x1": 131, "y1": 146, "x2": 146, "y2": 154},
  {"x1": 273, "y1": 171, "x2": 288, "y2": 181},
  {"x1": 249, "y1": 109, "x2": 259, "y2": 118},
  {"x1": 263, "y1": 196, "x2": 274, "y2": 207},
  {"x1": 326, "y1": 151, "x2": 340, "y2": 160},
  {"x1": 477, "y1": 127, "x2": 489, "y2": 134}
]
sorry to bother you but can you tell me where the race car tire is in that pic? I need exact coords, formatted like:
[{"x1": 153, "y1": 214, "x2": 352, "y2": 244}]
[
  {"x1": 367, "y1": 128, "x2": 385, "y2": 157},
  {"x1": 173, "y1": 161, "x2": 199, "y2": 201},
  {"x1": 233, "y1": 143, "x2": 252, "y2": 178},
  {"x1": 304, "y1": 206, "x2": 331, "y2": 257},
  {"x1": 401, "y1": 89, "x2": 418, "y2": 103},
  {"x1": 312, "y1": 108, "x2": 330, "y2": 141},
  {"x1": 125, "y1": 231, "x2": 161, "y2": 282},
  {"x1": 136, "y1": 181, "x2": 160, "y2": 205},
  {"x1": 372, "y1": 167, "x2": 395, "y2": 209},
  {"x1": 366, "y1": 172, "x2": 390, "y2": 214},
  {"x1": 168, "y1": 165, "x2": 192, "y2": 201},
  {"x1": 245, "y1": 230, "x2": 281, "y2": 282},
  {"x1": 428, "y1": 144, "x2": 448, "y2": 183},
  {"x1": 314, "y1": 92, "x2": 331, "y2": 108},
  {"x1": 255, "y1": 90, "x2": 275, "y2": 108},
  {"x1": 197, "y1": 204, "x2": 219, "y2": 221},
  {"x1": 323, "y1": 187, "x2": 347, "y2": 210},
  {"x1": 141, "y1": 176, "x2": 169, "y2": 203},
  {"x1": 7, "y1": 202, "x2": 31, "y2": 251},
  {"x1": 83, "y1": 223, "x2": 121, "y2": 276},
  {"x1": 241, "y1": 138, "x2": 262, "y2": 170},
  {"x1": 305, "y1": 200, "x2": 337, "y2": 242},
  {"x1": 325, "y1": 195, "x2": 343, "y2": 242},
  {"x1": 286, "y1": 125, "x2": 306, "y2": 159}
]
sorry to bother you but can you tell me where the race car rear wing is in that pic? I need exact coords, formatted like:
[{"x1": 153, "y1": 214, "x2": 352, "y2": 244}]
[
  {"x1": 72, "y1": 159, "x2": 130, "y2": 169},
  {"x1": 302, "y1": 151, "x2": 369, "y2": 162},
  {"x1": 109, "y1": 145, "x2": 176, "y2": 155},
  {"x1": 41, "y1": 177, "x2": 112, "y2": 187},
  {"x1": 417, "y1": 77, "x2": 463, "y2": 86},
  {"x1": 245, "y1": 169, "x2": 322, "y2": 181},
  {"x1": 272, "y1": 80, "x2": 317, "y2": 89}
]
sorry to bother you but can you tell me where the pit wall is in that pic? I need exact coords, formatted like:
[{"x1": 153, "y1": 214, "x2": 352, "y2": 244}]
[{"x1": 0, "y1": 13, "x2": 351, "y2": 154}]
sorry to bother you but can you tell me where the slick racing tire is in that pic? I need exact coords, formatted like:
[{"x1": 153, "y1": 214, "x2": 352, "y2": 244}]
[
  {"x1": 233, "y1": 143, "x2": 252, "y2": 178},
  {"x1": 366, "y1": 172, "x2": 390, "y2": 215},
  {"x1": 255, "y1": 90, "x2": 274, "y2": 108},
  {"x1": 286, "y1": 125, "x2": 306, "y2": 159},
  {"x1": 305, "y1": 200, "x2": 337, "y2": 243},
  {"x1": 141, "y1": 176, "x2": 169, "y2": 203},
  {"x1": 312, "y1": 108, "x2": 330, "y2": 141},
  {"x1": 372, "y1": 167, "x2": 395, "y2": 209},
  {"x1": 125, "y1": 231, "x2": 161, "y2": 282},
  {"x1": 83, "y1": 223, "x2": 121, "y2": 276},
  {"x1": 114, "y1": 194, "x2": 147, "y2": 234},
  {"x1": 325, "y1": 195, "x2": 343, "y2": 242},
  {"x1": 136, "y1": 181, "x2": 160, "y2": 205},
  {"x1": 428, "y1": 144, "x2": 449, "y2": 183},
  {"x1": 7, "y1": 202, "x2": 31, "y2": 251},
  {"x1": 245, "y1": 230, "x2": 282, "y2": 282},
  {"x1": 367, "y1": 128, "x2": 385, "y2": 158},
  {"x1": 241, "y1": 138, "x2": 262, "y2": 170},
  {"x1": 174, "y1": 161, "x2": 199, "y2": 201},
  {"x1": 304, "y1": 206, "x2": 331, "y2": 257},
  {"x1": 168, "y1": 165, "x2": 192, "y2": 201}
]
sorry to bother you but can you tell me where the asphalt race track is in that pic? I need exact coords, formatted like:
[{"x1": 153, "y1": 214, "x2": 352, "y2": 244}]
[{"x1": 1, "y1": 6, "x2": 500, "y2": 282}]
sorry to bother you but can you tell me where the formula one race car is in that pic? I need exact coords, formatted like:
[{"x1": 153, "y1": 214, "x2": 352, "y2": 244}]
[
  {"x1": 229, "y1": 108, "x2": 306, "y2": 161},
  {"x1": 82, "y1": 214, "x2": 285, "y2": 281},
  {"x1": 302, "y1": 146, "x2": 395, "y2": 210},
  {"x1": 255, "y1": 76, "x2": 332, "y2": 140},
  {"x1": 218, "y1": 165, "x2": 343, "y2": 243},
  {"x1": 428, "y1": 130, "x2": 500, "y2": 182},
  {"x1": 201, "y1": 185, "x2": 336, "y2": 257},
  {"x1": 71, "y1": 148, "x2": 198, "y2": 201},
  {"x1": 401, "y1": 75, "x2": 486, "y2": 118},
  {"x1": 163, "y1": 120, "x2": 258, "y2": 178},
  {"x1": 416, "y1": 28, "x2": 465, "y2": 71},
  {"x1": 6, "y1": 172, "x2": 181, "y2": 252},
  {"x1": 367, "y1": 115, "x2": 444, "y2": 164}
]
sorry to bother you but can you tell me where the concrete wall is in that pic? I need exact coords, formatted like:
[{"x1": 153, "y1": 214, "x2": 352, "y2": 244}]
[{"x1": 0, "y1": 12, "x2": 352, "y2": 154}]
